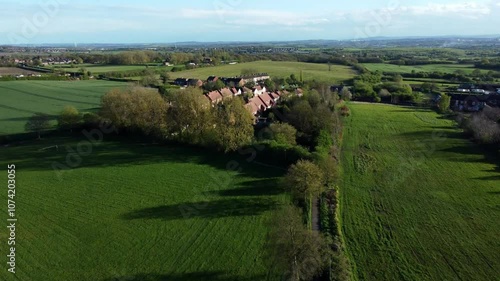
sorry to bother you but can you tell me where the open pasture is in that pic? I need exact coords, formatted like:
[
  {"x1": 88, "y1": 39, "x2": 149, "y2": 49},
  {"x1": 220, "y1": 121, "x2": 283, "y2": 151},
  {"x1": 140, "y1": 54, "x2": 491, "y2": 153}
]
[{"x1": 341, "y1": 103, "x2": 500, "y2": 281}]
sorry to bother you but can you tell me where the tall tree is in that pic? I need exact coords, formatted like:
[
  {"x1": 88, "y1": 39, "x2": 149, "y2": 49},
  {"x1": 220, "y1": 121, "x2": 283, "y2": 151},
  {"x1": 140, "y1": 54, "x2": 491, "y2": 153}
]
[
  {"x1": 267, "y1": 205, "x2": 330, "y2": 281},
  {"x1": 284, "y1": 160, "x2": 325, "y2": 201},
  {"x1": 213, "y1": 98, "x2": 254, "y2": 152},
  {"x1": 57, "y1": 106, "x2": 81, "y2": 132},
  {"x1": 166, "y1": 87, "x2": 214, "y2": 145},
  {"x1": 438, "y1": 94, "x2": 451, "y2": 113},
  {"x1": 25, "y1": 113, "x2": 51, "y2": 139}
]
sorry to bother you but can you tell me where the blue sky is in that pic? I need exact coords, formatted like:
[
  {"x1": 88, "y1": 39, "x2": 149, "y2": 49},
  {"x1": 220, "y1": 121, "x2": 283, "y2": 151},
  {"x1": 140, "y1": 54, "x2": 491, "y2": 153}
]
[{"x1": 1, "y1": 0, "x2": 499, "y2": 44}]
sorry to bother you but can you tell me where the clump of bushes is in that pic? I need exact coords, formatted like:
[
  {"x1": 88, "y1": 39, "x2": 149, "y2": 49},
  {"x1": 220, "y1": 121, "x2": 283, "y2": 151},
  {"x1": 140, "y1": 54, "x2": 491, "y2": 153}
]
[
  {"x1": 340, "y1": 105, "x2": 351, "y2": 117},
  {"x1": 458, "y1": 107, "x2": 500, "y2": 144}
]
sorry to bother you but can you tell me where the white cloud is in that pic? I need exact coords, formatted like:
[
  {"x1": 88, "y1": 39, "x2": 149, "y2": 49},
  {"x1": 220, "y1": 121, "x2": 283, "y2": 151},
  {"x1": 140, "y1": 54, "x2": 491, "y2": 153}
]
[{"x1": 401, "y1": 2, "x2": 491, "y2": 16}]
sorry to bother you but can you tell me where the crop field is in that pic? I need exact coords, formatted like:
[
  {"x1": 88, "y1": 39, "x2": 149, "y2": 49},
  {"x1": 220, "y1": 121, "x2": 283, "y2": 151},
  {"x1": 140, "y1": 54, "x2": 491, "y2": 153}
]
[
  {"x1": 0, "y1": 138, "x2": 285, "y2": 281},
  {"x1": 171, "y1": 61, "x2": 357, "y2": 83},
  {"x1": 361, "y1": 63, "x2": 479, "y2": 74},
  {"x1": 0, "y1": 80, "x2": 128, "y2": 135},
  {"x1": 341, "y1": 103, "x2": 500, "y2": 280}
]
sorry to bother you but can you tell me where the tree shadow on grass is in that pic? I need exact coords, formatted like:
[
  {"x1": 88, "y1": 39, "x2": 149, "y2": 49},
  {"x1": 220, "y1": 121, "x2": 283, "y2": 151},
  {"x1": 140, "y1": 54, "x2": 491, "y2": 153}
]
[
  {"x1": 206, "y1": 178, "x2": 285, "y2": 197},
  {"x1": 102, "y1": 271, "x2": 266, "y2": 281},
  {"x1": 0, "y1": 134, "x2": 286, "y2": 180},
  {"x1": 120, "y1": 198, "x2": 279, "y2": 221}
]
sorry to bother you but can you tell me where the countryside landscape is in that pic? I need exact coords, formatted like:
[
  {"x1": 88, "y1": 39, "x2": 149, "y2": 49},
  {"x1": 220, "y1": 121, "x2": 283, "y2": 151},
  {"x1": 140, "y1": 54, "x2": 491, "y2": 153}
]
[{"x1": 1, "y1": 1, "x2": 500, "y2": 281}]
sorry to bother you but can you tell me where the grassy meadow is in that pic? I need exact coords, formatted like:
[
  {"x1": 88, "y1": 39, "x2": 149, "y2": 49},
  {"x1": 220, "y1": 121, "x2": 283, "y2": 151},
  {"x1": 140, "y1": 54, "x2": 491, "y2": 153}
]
[
  {"x1": 0, "y1": 80, "x2": 128, "y2": 135},
  {"x1": 341, "y1": 103, "x2": 500, "y2": 280},
  {"x1": 171, "y1": 61, "x2": 357, "y2": 83},
  {"x1": 0, "y1": 137, "x2": 286, "y2": 281},
  {"x1": 361, "y1": 63, "x2": 478, "y2": 74}
]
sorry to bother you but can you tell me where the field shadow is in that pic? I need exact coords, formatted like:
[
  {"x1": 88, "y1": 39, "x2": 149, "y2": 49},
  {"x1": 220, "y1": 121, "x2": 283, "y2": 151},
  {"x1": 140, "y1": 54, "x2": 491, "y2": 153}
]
[
  {"x1": 120, "y1": 198, "x2": 278, "y2": 221},
  {"x1": 102, "y1": 271, "x2": 266, "y2": 281},
  {"x1": 206, "y1": 178, "x2": 284, "y2": 197},
  {"x1": 1, "y1": 134, "x2": 286, "y2": 180}
]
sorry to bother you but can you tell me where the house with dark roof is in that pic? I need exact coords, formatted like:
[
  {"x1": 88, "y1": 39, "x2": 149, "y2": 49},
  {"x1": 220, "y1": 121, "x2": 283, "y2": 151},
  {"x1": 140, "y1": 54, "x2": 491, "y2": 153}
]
[
  {"x1": 207, "y1": 76, "x2": 219, "y2": 83},
  {"x1": 174, "y1": 78, "x2": 189, "y2": 87},
  {"x1": 188, "y1": 79, "x2": 203, "y2": 88}
]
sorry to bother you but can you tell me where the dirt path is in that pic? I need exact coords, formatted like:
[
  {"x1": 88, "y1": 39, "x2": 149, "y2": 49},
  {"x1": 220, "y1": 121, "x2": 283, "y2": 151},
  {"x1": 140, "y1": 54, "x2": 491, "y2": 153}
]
[{"x1": 311, "y1": 197, "x2": 320, "y2": 231}]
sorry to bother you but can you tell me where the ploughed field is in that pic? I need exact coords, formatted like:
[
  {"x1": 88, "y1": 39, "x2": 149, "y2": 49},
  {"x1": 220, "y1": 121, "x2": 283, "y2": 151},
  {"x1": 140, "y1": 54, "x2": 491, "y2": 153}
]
[
  {"x1": 341, "y1": 103, "x2": 500, "y2": 281},
  {"x1": 0, "y1": 138, "x2": 286, "y2": 281}
]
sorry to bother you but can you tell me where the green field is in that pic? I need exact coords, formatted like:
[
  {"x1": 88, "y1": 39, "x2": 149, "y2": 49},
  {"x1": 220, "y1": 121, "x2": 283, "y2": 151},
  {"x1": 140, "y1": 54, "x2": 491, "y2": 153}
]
[
  {"x1": 341, "y1": 103, "x2": 500, "y2": 280},
  {"x1": 52, "y1": 65, "x2": 172, "y2": 74},
  {"x1": 0, "y1": 80, "x2": 128, "y2": 135},
  {"x1": 171, "y1": 61, "x2": 357, "y2": 83},
  {"x1": 361, "y1": 63, "x2": 478, "y2": 74},
  {"x1": 0, "y1": 138, "x2": 285, "y2": 281}
]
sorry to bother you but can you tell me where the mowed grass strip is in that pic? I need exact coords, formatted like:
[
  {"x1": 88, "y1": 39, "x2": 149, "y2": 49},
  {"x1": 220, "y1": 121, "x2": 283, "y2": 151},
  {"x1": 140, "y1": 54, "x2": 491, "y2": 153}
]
[
  {"x1": 170, "y1": 61, "x2": 357, "y2": 83},
  {"x1": 341, "y1": 103, "x2": 500, "y2": 281},
  {"x1": 0, "y1": 80, "x2": 128, "y2": 135},
  {"x1": 0, "y1": 139, "x2": 286, "y2": 281}
]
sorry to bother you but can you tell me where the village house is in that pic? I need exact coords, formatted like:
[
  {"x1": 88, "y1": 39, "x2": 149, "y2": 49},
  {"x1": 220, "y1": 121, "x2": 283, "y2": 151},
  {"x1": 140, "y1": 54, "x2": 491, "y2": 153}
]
[
  {"x1": 241, "y1": 73, "x2": 270, "y2": 84},
  {"x1": 253, "y1": 85, "x2": 267, "y2": 96},
  {"x1": 219, "y1": 88, "x2": 233, "y2": 99},
  {"x1": 258, "y1": 93, "x2": 274, "y2": 109},
  {"x1": 206, "y1": 90, "x2": 224, "y2": 104},
  {"x1": 174, "y1": 78, "x2": 189, "y2": 87},
  {"x1": 207, "y1": 76, "x2": 219, "y2": 83},
  {"x1": 188, "y1": 79, "x2": 203, "y2": 87},
  {"x1": 174, "y1": 78, "x2": 203, "y2": 88},
  {"x1": 230, "y1": 87, "x2": 242, "y2": 96}
]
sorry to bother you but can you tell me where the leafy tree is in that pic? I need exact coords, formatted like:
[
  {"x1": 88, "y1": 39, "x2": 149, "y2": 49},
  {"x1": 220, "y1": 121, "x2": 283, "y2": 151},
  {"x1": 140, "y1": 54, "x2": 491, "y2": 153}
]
[
  {"x1": 264, "y1": 79, "x2": 276, "y2": 92},
  {"x1": 215, "y1": 79, "x2": 226, "y2": 90},
  {"x1": 160, "y1": 72, "x2": 170, "y2": 85},
  {"x1": 57, "y1": 106, "x2": 81, "y2": 131},
  {"x1": 267, "y1": 205, "x2": 331, "y2": 281},
  {"x1": 166, "y1": 87, "x2": 214, "y2": 145},
  {"x1": 353, "y1": 81, "x2": 376, "y2": 99},
  {"x1": 268, "y1": 123, "x2": 297, "y2": 146},
  {"x1": 100, "y1": 87, "x2": 168, "y2": 136},
  {"x1": 25, "y1": 113, "x2": 51, "y2": 139},
  {"x1": 285, "y1": 160, "x2": 325, "y2": 201},
  {"x1": 244, "y1": 81, "x2": 256, "y2": 89},
  {"x1": 392, "y1": 74, "x2": 403, "y2": 83},
  {"x1": 140, "y1": 74, "x2": 159, "y2": 87},
  {"x1": 438, "y1": 94, "x2": 451, "y2": 113},
  {"x1": 213, "y1": 98, "x2": 254, "y2": 152},
  {"x1": 378, "y1": 89, "x2": 391, "y2": 98},
  {"x1": 340, "y1": 88, "x2": 352, "y2": 101},
  {"x1": 421, "y1": 82, "x2": 438, "y2": 93},
  {"x1": 306, "y1": 90, "x2": 321, "y2": 108}
]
